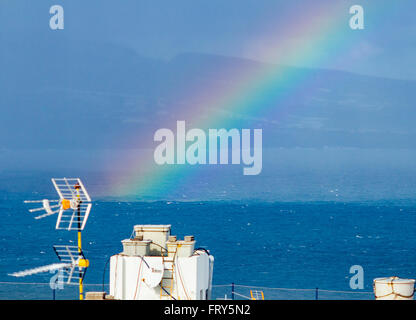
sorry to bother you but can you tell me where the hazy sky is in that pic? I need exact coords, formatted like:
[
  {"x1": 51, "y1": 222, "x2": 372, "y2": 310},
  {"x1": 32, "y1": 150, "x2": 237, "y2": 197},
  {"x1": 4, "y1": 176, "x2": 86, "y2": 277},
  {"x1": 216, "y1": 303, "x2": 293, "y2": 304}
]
[{"x1": 1, "y1": 0, "x2": 415, "y2": 79}]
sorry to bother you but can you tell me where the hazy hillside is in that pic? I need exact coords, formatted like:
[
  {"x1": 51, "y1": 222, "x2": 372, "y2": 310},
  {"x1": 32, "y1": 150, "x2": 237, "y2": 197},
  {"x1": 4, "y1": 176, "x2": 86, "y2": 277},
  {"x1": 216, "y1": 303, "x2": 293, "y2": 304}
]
[
  {"x1": 1, "y1": 40, "x2": 415, "y2": 150},
  {"x1": 1, "y1": 40, "x2": 416, "y2": 200}
]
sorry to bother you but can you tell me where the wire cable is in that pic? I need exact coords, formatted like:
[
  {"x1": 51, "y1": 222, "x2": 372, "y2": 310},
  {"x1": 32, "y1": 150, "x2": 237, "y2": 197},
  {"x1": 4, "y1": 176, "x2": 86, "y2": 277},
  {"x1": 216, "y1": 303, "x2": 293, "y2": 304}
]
[{"x1": 102, "y1": 256, "x2": 111, "y2": 293}]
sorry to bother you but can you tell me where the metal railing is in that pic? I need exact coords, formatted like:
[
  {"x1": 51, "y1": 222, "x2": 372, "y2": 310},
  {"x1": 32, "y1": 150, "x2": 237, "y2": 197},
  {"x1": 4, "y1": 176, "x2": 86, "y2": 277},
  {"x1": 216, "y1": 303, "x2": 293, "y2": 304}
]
[
  {"x1": 212, "y1": 283, "x2": 375, "y2": 300},
  {"x1": 0, "y1": 281, "x2": 376, "y2": 300},
  {"x1": 0, "y1": 281, "x2": 108, "y2": 300}
]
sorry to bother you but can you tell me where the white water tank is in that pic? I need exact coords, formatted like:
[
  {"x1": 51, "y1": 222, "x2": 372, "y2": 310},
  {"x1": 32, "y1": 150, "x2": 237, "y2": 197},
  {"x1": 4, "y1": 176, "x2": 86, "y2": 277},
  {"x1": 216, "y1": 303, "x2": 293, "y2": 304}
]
[
  {"x1": 177, "y1": 236, "x2": 195, "y2": 257},
  {"x1": 109, "y1": 225, "x2": 214, "y2": 300},
  {"x1": 122, "y1": 239, "x2": 151, "y2": 256},
  {"x1": 167, "y1": 235, "x2": 195, "y2": 258},
  {"x1": 134, "y1": 225, "x2": 171, "y2": 255},
  {"x1": 373, "y1": 277, "x2": 415, "y2": 300}
]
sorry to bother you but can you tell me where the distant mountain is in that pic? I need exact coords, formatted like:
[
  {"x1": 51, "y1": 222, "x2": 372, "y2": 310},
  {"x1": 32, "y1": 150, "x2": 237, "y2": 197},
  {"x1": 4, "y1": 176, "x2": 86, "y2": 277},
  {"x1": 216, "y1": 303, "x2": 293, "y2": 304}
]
[{"x1": 1, "y1": 40, "x2": 415, "y2": 149}]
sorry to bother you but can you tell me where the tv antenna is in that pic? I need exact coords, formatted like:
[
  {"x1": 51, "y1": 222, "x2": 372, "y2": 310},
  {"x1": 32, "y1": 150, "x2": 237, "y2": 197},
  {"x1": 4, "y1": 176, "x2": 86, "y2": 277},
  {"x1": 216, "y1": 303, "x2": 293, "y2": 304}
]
[
  {"x1": 12, "y1": 178, "x2": 92, "y2": 300},
  {"x1": 9, "y1": 245, "x2": 89, "y2": 285},
  {"x1": 25, "y1": 178, "x2": 92, "y2": 231}
]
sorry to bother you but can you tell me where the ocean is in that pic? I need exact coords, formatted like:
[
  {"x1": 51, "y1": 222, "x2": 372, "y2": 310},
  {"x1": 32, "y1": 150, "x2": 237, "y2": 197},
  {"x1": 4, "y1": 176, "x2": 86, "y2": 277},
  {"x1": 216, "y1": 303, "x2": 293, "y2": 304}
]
[{"x1": 1, "y1": 189, "x2": 415, "y2": 299}]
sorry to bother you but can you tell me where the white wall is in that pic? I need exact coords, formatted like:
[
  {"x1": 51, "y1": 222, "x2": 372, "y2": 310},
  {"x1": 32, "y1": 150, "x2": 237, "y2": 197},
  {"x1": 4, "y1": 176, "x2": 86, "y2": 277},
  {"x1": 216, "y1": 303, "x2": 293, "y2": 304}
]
[{"x1": 109, "y1": 252, "x2": 213, "y2": 300}]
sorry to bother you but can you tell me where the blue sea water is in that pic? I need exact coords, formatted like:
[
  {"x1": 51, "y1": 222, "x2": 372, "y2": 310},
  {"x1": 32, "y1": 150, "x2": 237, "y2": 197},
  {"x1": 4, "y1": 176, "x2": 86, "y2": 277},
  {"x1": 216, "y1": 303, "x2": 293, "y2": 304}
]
[{"x1": 1, "y1": 191, "x2": 415, "y2": 299}]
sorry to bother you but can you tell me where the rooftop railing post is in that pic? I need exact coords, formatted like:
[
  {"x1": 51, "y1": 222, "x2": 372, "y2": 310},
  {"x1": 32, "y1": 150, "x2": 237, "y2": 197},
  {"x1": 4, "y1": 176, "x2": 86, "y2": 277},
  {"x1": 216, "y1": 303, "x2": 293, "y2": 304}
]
[
  {"x1": 231, "y1": 283, "x2": 235, "y2": 300},
  {"x1": 52, "y1": 277, "x2": 58, "y2": 300},
  {"x1": 315, "y1": 287, "x2": 318, "y2": 300}
]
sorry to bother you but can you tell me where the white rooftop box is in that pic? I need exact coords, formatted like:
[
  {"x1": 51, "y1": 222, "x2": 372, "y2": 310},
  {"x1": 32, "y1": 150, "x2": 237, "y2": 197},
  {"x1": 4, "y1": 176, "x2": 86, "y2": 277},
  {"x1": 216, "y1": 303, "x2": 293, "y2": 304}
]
[
  {"x1": 373, "y1": 277, "x2": 415, "y2": 300},
  {"x1": 134, "y1": 225, "x2": 171, "y2": 256}
]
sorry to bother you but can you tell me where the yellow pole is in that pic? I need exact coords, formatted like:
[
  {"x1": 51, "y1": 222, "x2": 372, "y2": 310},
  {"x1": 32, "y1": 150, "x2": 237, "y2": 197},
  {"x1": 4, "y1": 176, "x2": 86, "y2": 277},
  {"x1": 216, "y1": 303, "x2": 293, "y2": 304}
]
[
  {"x1": 76, "y1": 186, "x2": 83, "y2": 300},
  {"x1": 78, "y1": 230, "x2": 83, "y2": 300}
]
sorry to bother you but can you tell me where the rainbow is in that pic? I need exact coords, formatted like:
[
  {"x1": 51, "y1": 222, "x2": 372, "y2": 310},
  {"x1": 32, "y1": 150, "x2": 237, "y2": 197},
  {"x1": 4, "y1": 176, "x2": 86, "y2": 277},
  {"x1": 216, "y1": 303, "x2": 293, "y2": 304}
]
[{"x1": 105, "y1": 2, "x2": 391, "y2": 199}]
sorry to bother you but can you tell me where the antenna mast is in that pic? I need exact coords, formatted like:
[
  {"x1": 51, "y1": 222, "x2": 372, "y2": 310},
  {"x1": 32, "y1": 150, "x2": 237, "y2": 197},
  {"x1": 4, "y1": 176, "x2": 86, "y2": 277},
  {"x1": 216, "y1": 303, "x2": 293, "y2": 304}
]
[
  {"x1": 75, "y1": 182, "x2": 83, "y2": 300},
  {"x1": 12, "y1": 178, "x2": 93, "y2": 301}
]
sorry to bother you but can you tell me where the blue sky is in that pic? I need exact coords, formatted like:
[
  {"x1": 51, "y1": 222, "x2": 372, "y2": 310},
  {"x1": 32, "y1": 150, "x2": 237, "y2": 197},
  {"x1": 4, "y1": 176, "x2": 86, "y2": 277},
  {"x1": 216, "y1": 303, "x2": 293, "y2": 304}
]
[{"x1": 1, "y1": 0, "x2": 415, "y2": 80}]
